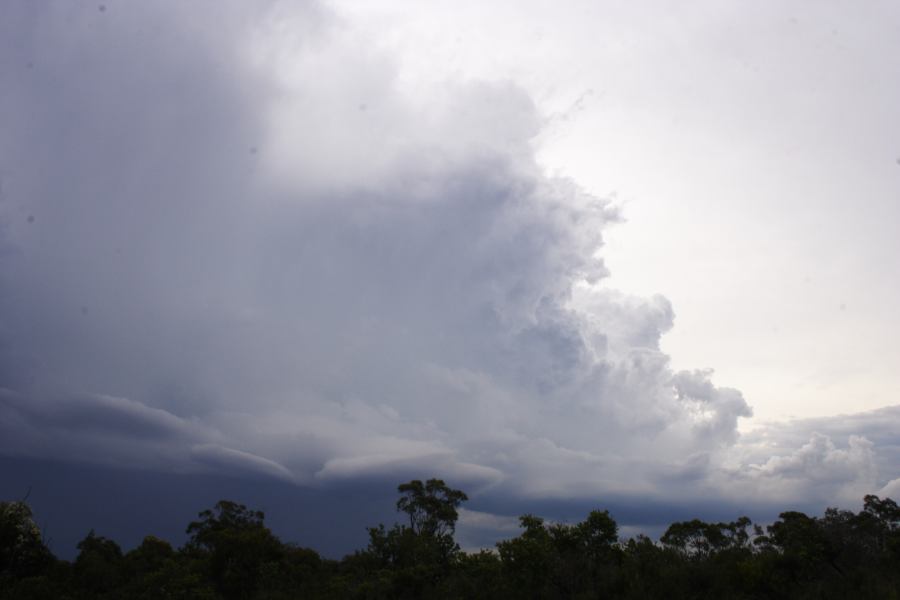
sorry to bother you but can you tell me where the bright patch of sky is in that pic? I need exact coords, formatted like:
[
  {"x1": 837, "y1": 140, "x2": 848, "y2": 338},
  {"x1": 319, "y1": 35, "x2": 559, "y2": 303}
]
[{"x1": 329, "y1": 0, "x2": 900, "y2": 424}]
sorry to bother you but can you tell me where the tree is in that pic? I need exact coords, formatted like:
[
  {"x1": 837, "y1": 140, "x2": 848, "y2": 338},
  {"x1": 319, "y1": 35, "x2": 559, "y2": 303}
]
[
  {"x1": 119, "y1": 535, "x2": 213, "y2": 599},
  {"x1": 860, "y1": 494, "x2": 900, "y2": 555},
  {"x1": 186, "y1": 500, "x2": 267, "y2": 549},
  {"x1": 185, "y1": 500, "x2": 284, "y2": 600},
  {"x1": 74, "y1": 530, "x2": 125, "y2": 598},
  {"x1": 496, "y1": 515, "x2": 556, "y2": 598},
  {"x1": 352, "y1": 479, "x2": 469, "y2": 598},
  {"x1": 661, "y1": 516, "x2": 752, "y2": 558},
  {"x1": 497, "y1": 510, "x2": 622, "y2": 599},
  {"x1": 0, "y1": 500, "x2": 53, "y2": 580},
  {"x1": 396, "y1": 479, "x2": 468, "y2": 538}
]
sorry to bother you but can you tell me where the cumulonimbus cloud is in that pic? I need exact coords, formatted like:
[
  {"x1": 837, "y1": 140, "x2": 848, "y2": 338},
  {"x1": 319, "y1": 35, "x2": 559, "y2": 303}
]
[{"x1": 0, "y1": 1, "x2": 896, "y2": 521}]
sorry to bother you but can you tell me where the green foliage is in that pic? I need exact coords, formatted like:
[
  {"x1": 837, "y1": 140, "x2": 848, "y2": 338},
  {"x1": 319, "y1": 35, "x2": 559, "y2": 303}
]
[
  {"x1": 661, "y1": 516, "x2": 752, "y2": 557},
  {"x1": 185, "y1": 500, "x2": 287, "y2": 600},
  {"x1": 496, "y1": 510, "x2": 622, "y2": 599},
  {"x1": 338, "y1": 479, "x2": 470, "y2": 598},
  {"x1": 2, "y1": 487, "x2": 900, "y2": 599},
  {"x1": 396, "y1": 479, "x2": 468, "y2": 538},
  {"x1": 0, "y1": 502, "x2": 61, "y2": 600},
  {"x1": 118, "y1": 535, "x2": 216, "y2": 599},
  {"x1": 0, "y1": 500, "x2": 54, "y2": 580},
  {"x1": 73, "y1": 530, "x2": 125, "y2": 597}
]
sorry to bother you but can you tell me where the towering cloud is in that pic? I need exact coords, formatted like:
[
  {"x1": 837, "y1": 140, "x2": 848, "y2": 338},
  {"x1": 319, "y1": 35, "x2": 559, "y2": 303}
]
[{"x1": 0, "y1": 1, "x2": 895, "y2": 536}]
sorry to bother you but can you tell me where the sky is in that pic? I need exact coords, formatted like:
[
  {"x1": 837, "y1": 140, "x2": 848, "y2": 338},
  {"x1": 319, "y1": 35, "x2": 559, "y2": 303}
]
[{"x1": 1, "y1": 0, "x2": 899, "y2": 557}]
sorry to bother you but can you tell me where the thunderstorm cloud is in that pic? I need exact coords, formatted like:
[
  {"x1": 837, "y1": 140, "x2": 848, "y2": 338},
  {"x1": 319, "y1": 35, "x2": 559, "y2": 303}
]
[{"x1": 1, "y1": 1, "x2": 897, "y2": 552}]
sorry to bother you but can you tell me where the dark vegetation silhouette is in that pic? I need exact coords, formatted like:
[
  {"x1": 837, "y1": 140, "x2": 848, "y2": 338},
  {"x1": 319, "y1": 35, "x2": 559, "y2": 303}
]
[{"x1": 2, "y1": 479, "x2": 899, "y2": 598}]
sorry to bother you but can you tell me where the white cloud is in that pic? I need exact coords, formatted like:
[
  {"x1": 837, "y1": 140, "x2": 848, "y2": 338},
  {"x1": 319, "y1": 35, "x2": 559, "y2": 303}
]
[
  {"x1": 878, "y1": 478, "x2": 900, "y2": 499},
  {"x1": 735, "y1": 433, "x2": 877, "y2": 506},
  {"x1": 751, "y1": 433, "x2": 875, "y2": 482}
]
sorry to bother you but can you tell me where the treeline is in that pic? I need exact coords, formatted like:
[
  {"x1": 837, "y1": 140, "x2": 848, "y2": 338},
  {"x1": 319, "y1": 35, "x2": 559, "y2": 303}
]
[{"x1": 2, "y1": 478, "x2": 900, "y2": 599}]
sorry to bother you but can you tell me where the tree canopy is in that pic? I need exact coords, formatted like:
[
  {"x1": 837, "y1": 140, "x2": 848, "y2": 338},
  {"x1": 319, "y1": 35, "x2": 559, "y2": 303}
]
[
  {"x1": 396, "y1": 479, "x2": 468, "y2": 538},
  {"x1": 2, "y1": 486, "x2": 900, "y2": 599}
]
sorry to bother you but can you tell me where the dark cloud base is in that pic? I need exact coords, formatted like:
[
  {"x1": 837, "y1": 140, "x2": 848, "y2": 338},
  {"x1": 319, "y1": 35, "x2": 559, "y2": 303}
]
[
  {"x1": 0, "y1": 455, "x2": 397, "y2": 560},
  {"x1": 0, "y1": 454, "x2": 816, "y2": 561}
]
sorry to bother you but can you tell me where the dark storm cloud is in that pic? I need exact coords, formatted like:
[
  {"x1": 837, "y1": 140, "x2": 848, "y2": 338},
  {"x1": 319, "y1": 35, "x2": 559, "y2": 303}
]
[
  {"x1": 1, "y1": 391, "x2": 193, "y2": 440},
  {"x1": 0, "y1": 0, "x2": 896, "y2": 553}
]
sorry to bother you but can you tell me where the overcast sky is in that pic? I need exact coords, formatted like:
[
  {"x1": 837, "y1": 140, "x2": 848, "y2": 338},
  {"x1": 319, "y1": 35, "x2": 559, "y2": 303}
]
[{"x1": 1, "y1": 0, "x2": 899, "y2": 557}]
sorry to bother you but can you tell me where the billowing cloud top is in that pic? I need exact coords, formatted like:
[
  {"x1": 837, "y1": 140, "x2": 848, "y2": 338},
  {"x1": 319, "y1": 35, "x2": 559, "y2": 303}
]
[{"x1": 1, "y1": 1, "x2": 896, "y2": 535}]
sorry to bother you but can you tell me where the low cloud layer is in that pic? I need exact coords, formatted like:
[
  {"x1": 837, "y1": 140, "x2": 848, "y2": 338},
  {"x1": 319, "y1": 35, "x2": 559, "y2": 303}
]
[{"x1": 1, "y1": 1, "x2": 898, "y2": 542}]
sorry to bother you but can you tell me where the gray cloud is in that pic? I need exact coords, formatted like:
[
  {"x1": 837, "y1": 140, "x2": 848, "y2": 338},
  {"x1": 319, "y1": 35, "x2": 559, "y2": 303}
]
[
  {"x1": 724, "y1": 405, "x2": 900, "y2": 507},
  {"x1": 190, "y1": 444, "x2": 298, "y2": 484},
  {"x1": 4, "y1": 392, "x2": 195, "y2": 440},
  {"x1": 0, "y1": 0, "x2": 897, "y2": 544}
]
